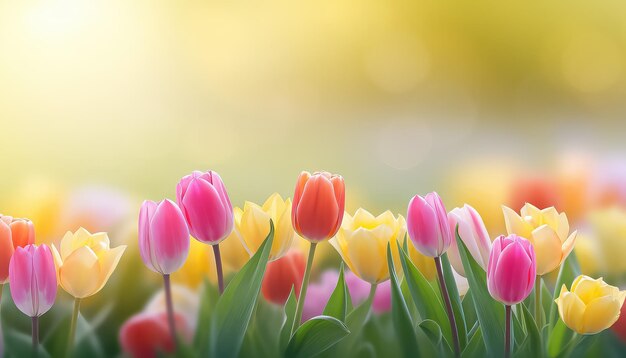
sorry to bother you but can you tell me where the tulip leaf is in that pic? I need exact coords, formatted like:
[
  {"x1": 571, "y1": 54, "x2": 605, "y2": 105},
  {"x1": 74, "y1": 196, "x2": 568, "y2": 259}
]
[
  {"x1": 194, "y1": 278, "x2": 219, "y2": 355},
  {"x1": 462, "y1": 291, "x2": 477, "y2": 330},
  {"x1": 4, "y1": 329, "x2": 51, "y2": 358},
  {"x1": 398, "y1": 244, "x2": 452, "y2": 344},
  {"x1": 549, "y1": 255, "x2": 580, "y2": 329},
  {"x1": 387, "y1": 244, "x2": 420, "y2": 358},
  {"x1": 323, "y1": 262, "x2": 349, "y2": 322},
  {"x1": 462, "y1": 326, "x2": 486, "y2": 358},
  {"x1": 440, "y1": 252, "x2": 468, "y2": 348},
  {"x1": 419, "y1": 319, "x2": 454, "y2": 357},
  {"x1": 547, "y1": 319, "x2": 574, "y2": 358},
  {"x1": 285, "y1": 315, "x2": 350, "y2": 358},
  {"x1": 517, "y1": 302, "x2": 542, "y2": 358},
  {"x1": 279, "y1": 287, "x2": 298, "y2": 352},
  {"x1": 455, "y1": 227, "x2": 505, "y2": 357},
  {"x1": 241, "y1": 299, "x2": 283, "y2": 357},
  {"x1": 209, "y1": 220, "x2": 275, "y2": 358}
]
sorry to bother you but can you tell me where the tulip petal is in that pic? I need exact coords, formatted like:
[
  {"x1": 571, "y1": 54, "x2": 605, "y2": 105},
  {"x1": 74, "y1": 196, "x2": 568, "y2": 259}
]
[
  {"x1": 296, "y1": 175, "x2": 340, "y2": 241},
  {"x1": 345, "y1": 227, "x2": 390, "y2": 284},
  {"x1": 182, "y1": 178, "x2": 231, "y2": 243},
  {"x1": 32, "y1": 245, "x2": 57, "y2": 316},
  {"x1": 502, "y1": 206, "x2": 534, "y2": 239},
  {"x1": 491, "y1": 240, "x2": 534, "y2": 305},
  {"x1": 149, "y1": 200, "x2": 190, "y2": 274},
  {"x1": 9, "y1": 246, "x2": 35, "y2": 316},
  {"x1": 560, "y1": 231, "x2": 577, "y2": 265},
  {"x1": 531, "y1": 225, "x2": 562, "y2": 275},
  {"x1": 59, "y1": 246, "x2": 101, "y2": 298},
  {"x1": 582, "y1": 295, "x2": 622, "y2": 334},
  {"x1": 95, "y1": 245, "x2": 127, "y2": 294},
  {"x1": 557, "y1": 289, "x2": 586, "y2": 333}
]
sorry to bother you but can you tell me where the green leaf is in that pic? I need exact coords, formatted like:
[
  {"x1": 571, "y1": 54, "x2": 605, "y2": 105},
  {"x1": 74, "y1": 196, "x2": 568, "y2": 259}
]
[
  {"x1": 462, "y1": 327, "x2": 486, "y2": 358},
  {"x1": 280, "y1": 287, "x2": 298, "y2": 352},
  {"x1": 441, "y1": 253, "x2": 468, "y2": 349},
  {"x1": 455, "y1": 227, "x2": 505, "y2": 357},
  {"x1": 519, "y1": 302, "x2": 542, "y2": 358},
  {"x1": 398, "y1": 245, "x2": 452, "y2": 344},
  {"x1": 4, "y1": 329, "x2": 50, "y2": 358},
  {"x1": 285, "y1": 316, "x2": 350, "y2": 358},
  {"x1": 549, "y1": 255, "x2": 580, "y2": 328},
  {"x1": 193, "y1": 278, "x2": 219, "y2": 355},
  {"x1": 209, "y1": 220, "x2": 275, "y2": 358},
  {"x1": 462, "y1": 291, "x2": 477, "y2": 330},
  {"x1": 387, "y1": 243, "x2": 420, "y2": 358},
  {"x1": 241, "y1": 299, "x2": 283, "y2": 358},
  {"x1": 323, "y1": 262, "x2": 349, "y2": 322},
  {"x1": 419, "y1": 319, "x2": 453, "y2": 357},
  {"x1": 547, "y1": 319, "x2": 574, "y2": 358},
  {"x1": 325, "y1": 285, "x2": 374, "y2": 356}
]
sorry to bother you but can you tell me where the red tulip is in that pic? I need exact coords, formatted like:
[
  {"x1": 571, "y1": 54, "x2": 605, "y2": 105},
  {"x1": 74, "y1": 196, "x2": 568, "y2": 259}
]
[
  {"x1": 292, "y1": 171, "x2": 345, "y2": 242},
  {"x1": 119, "y1": 312, "x2": 190, "y2": 358},
  {"x1": 261, "y1": 250, "x2": 306, "y2": 304},
  {"x1": 612, "y1": 300, "x2": 626, "y2": 342}
]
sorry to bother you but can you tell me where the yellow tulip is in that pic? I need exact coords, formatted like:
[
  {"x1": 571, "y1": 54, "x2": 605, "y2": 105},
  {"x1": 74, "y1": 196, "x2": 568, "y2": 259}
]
[
  {"x1": 330, "y1": 209, "x2": 405, "y2": 284},
  {"x1": 555, "y1": 275, "x2": 626, "y2": 334},
  {"x1": 573, "y1": 233, "x2": 603, "y2": 275},
  {"x1": 235, "y1": 193, "x2": 294, "y2": 261},
  {"x1": 502, "y1": 203, "x2": 577, "y2": 275},
  {"x1": 587, "y1": 208, "x2": 626, "y2": 275},
  {"x1": 51, "y1": 228, "x2": 126, "y2": 298}
]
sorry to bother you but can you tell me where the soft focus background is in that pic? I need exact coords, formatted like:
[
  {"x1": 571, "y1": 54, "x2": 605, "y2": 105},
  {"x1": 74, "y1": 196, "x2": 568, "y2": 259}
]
[{"x1": 1, "y1": 0, "x2": 626, "y2": 355}]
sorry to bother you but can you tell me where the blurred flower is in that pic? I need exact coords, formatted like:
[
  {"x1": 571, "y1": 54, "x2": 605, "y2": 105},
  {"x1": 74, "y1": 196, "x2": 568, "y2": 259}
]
[
  {"x1": 487, "y1": 235, "x2": 536, "y2": 305},
  {"x1": 555, "y1": 275, "x2": 626, "y2": 335},
  {"x1": 612, "y1": 300, "x2": 626, "y2": 342},
  {"x1": 138, "y1": 200, "x2": 190, "y2": 275},
  {"x1": 330, "y1": 209, "x2": 404, "y2": 284},
  {"x1": 447, "y1": 204, "x2": 491, "y2": 277},
  {"x1": 0, "y1": 220, "x2": 12, "y2": 283},
  {"x1": 119, "y1": 312, "x2": 191, "y2": 358},
  {"x1": 573, "y1": 233, "x2": 603, "y2": 275},
  {"x1": 587, "y1": 208, "x2": 626, "y2": 275},
  {"x1": 389, "y1": 233, "x2": 437, "y2": 281},
  {"x1": 302, "y1": 271, "x2": 340, "y2": 321},
  {"x1": 587, "y1": 159, "x2": 626, "y2": 209},
  {"x1": 144, "y1": 284, "x2": 200, "y2": 331},
  {"x1": 503, "y1": 204, "x2": 577, "y2": 275},
  {"x1": 9, "y1": 244, "x2": 57, "y2": 317},
  {"x1": 52, "y1": 228, "x2": 126, "y2": 298},
  {"x1": 292, "y1": 171, "x2": 345, "y2": 242},
  {"x1": 60, "y1": 185, "x2": 132, "y2": 235},
  {"x1": 506, "y1": 175, "x2": 561, "y2": 212},
  {"x1": 407, "y1": 192, "x2": 452, "y2": 257},
  {"x1": 345, "y1": 272, "x2": 391, "y2": 314},
  {"x1": 236, "y1": 193, "x2": 294, "y2": 261},
  {"x1": 261, "y1": 250, "x2": 305, "y2": 305},
  {"x1": 176, "y1": 170, "x2": 234, "y2": 245}
]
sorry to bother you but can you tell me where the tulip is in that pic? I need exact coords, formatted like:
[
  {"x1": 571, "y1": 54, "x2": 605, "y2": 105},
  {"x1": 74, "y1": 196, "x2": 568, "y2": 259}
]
[
  {"x1": 587, "y1": 208, "x2": 626, "y2": 275},
  {"x1": 555, "y1": 275, "x2": 626, "y2": 335},
  {"x1": 406, "y1": 192, "x2": 452, "y2": 258},
  {"x1": 503, "y1": 203, "x2": 576, "y2": 325},
  {"x1": 507, "y1": 175, "x2": 561, "y2": 214},
  {"x1": 612, "y1": 300, "x2": 626, "y2": 342},
  {"x1": 0, "y1": 220, "x2": 14, "y2": 284},
  {"x1": 120, "y1": 312, "x2": 191, "y2": 358},
  {"x1": 177, "y1": 170, "x2": 234, "y2": 294},
  {"x1": 290, "y1": 171, "x2": 345, "y2": 335},
  {"x1": 261, "y1": 250, "x2": 306, "y2": 305},
  {"x1": 447, "y1": 204, "x2": 491, "y2": 277},
  {"x1": 330, "y1": 209, "x2": 404, "y2": 284},
  {"x1": 236, "y1": 193, "x2": 295, "y2": 261},
  {"x1": 9, "y1": 244, "x2": 57, "y2": 348},
  {"x1": 487, "y1": 235, "x2": 536, "y2": 358},
  {"x1": 139, "y1": 199, "x2": 191, "y2": 347},
  {"x1": 407, "y1": 192, "x2": 459, "y2": 356},
  {"x1": 51, "y1": 228, "x2": 126, "y2": 354}
]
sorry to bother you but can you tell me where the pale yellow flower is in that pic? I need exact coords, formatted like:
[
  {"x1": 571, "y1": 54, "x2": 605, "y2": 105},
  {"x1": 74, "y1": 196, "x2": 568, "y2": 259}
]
[
  {"x1": 503, "y1": 203, "x2": 576, "y2": 275},
  {"x1": 52, "y1": 228, "x2": 126, "y2": 299},
  {"x1": 555, "y1": 275, "x2": 626, "y2": 334}
]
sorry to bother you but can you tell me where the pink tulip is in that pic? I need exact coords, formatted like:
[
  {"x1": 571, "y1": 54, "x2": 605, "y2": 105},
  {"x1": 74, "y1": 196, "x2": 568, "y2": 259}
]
[
  {"x1": 139, "y1": 199, "x2": 190, "y2": 275},
  {"x1": 487, "y1": 235, "x2": 536, "y2": 305},
  {"x1": 447, "y1": 204, "x2": 492, "y2": 277},
  {"x1": 176, "y1": 171, "x2": 234, "y2": 244},
  {"x1": 407, "y1": 192, "x2": 452, "y2": 257},
  {"x1": 8, "y1": 244, "x2": 57, "y2": 317}
]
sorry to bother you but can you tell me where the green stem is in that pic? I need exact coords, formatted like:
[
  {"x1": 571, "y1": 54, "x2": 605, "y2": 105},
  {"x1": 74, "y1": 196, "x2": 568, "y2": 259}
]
[
  {"x1": 213, "y1": 244, "x2": 224, "y2": 294},
  {"x1": 435, "y1": 256, "x2": 460, "y2": 358},
  {"x1": 291, "y1": 242, "x2": 317, "y2": 335},
  {"x1": 66, "y1": 298, "x2": 81, "y2": 358},
  {"x1": 535, "y1": 276, "x2": 542, "y2": 328}
]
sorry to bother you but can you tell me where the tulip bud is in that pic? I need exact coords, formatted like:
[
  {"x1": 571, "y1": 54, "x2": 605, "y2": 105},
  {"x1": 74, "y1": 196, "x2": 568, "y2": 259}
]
[
  {"x1": 7, "y1": 218, "x2": 35, "y2": 249},
  {"x1": 176, "y1": 170, "x2": 234, "y2": 245},
  {"x1": 139, "y1": 200, "x2": 190, "y2": 275},
  {"x1": 9, "y1": 244, "x2": 57, "y2": 317},
  {"x1": 261, "y1": 250, "x2": 305, "y2": 305},
  {"x1": 0, "y1": 220, "x2": 14, "y2": 283},
  {"x1": 555, "y1": 275, "x2": 626, "y2": 335},
  {"x1": 0, "y1": 216, "x2": 36, "y2": 284},
  {"x1": 487, "y1": 235, "x2": 536, "y2": 305},
  {"x1": 502, "y1": 203, "x2": 576, "y2": 275},
  {"x1": 447, "y1": 204, "x2": 492, "y2": 277},
  {"x1": 407, "y1": 192, "x2": 452, "y2": 257},
  {"x1": 119, "y1": 312, "x2": 191, "y2": 358},
  {"x1": 292, "y1": 171, "x2": 345, "y2": 242}
]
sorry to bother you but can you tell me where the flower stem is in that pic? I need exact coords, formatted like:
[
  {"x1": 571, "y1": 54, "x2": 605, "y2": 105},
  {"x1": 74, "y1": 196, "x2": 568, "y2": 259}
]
[
  {"x1": 163, "y1": 274, "x2": 178, "y2": 350},
  {"x1": 32, "y1": 316, "x2": 39, "y2": 350},
  {"x1": 535, "y1": 277, "x2": 542, "y2": 328},
  {"x1": 505, "y1": 305, "x2": 512, "y2": 358},
  {"x1": 291, "y1": 241, "x2": 317, "y2": 336},
  {"x1": 66, "y1": 298, "x2": 81, "y2": 358},
  {"x1": 213, "y1": 244, "x2": 224, "y2": 294},
  {"x1": 435, "y1": 256, "x2": 460, "y2": 358}
]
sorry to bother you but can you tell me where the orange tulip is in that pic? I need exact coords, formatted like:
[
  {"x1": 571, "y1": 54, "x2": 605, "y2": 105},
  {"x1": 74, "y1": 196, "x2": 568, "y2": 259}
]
[
  {"x1": 0, "y1": 215, "x2": 36, "y2": 284},
  {"x1": 292, "y1": 171, "x2": 345, "y2": 242}
]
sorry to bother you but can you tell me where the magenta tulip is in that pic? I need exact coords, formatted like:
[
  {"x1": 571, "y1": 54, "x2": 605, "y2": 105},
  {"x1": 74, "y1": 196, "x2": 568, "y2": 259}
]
[
  {"x1": 9, "y1": 244, "x2": 57, "y2": 317},
  {"x1": 176, "y1": 170, "x2": 234, "y2": 245},
  {"x1": 487, "y1": 235, "x2": 536, "y2": 305},
  {"x1": 407, "y1": 192, "x2": 452, "y2": 257},
  {"x1": 447, "y1": 204, "x2": 492, "y2": 277},
  {"x1": 139, "y1": 199, "x2": 190, "y2": 275}
]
